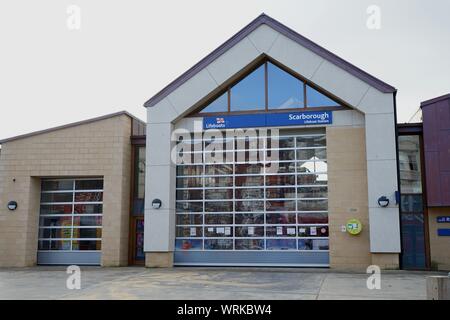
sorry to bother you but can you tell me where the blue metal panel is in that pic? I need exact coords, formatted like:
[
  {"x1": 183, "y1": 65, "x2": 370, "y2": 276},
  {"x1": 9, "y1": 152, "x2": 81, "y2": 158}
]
[
  {"x1": 174, "y1": 251, "x2": 329, "y2": 267},
  {"x1": 437, "y1": 229, "x2": 450, "y2": 237},
  {"x1": 37, "y1": 251, "x2": 101, "y2": 265},
  {"x1": 203, "y1": 111, "x2": 333, "y2": 130}
]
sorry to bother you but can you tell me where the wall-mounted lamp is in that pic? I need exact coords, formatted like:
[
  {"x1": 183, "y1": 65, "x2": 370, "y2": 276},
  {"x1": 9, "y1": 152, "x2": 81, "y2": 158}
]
[
  {"x1": 377, "y1": 196, "x2": 390, "y2": 208},
  {"x1": 7, "y1": 201, "x2": 18, "y2": 211},
  {"x1": 152, "y1": 199, "x2": 162, "y2": 209}
]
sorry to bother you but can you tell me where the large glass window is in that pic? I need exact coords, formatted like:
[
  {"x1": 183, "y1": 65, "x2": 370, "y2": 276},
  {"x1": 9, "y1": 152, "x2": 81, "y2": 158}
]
[
  {"x1": 399, "y1": 135, "x2": 422, "y2": 193},
  {"x1": 230, "y1": 65, "x2": 265, "y2": 111},
  {"x1": 268, "y1": 62, "x2": 304, "y2": 109},
  {"x1": 38, "y1": 178, "x2": 103, "y2": 251},
  {"x1": 199, "y1": 61, "x2": 341, "y2": 114},
  {"x1": 175, "y1": 133, "x2": 328, "y2": 251},
  {"x1": 306, "y1": 85, "x2": 340, "y2": 107}
]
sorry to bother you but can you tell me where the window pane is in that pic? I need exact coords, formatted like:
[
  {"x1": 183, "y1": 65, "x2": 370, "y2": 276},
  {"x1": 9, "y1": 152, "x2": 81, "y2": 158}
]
[
  {"x1": 297, "y1": 136, "x2": 326, "y2": 148},
  {"x1": 40, "y1": 192, "x2": 73, "y2": 203},
  {"x1": 204, "y1": 239, "x2": 233, "y2": 250},
  {"x1": 297, "y1": 161, "x2": 328, "y2": 174},
  {"x1": 205, "y1": 201, "x2": 233, "y2": 212},
  {"x1": 205, "y1": 226, "x2": 233, "y2": 237},
  {"x1": 298, "y1": 226, "x2": 329, "y2": 237},
  {"x1": 297, "y1": 174, "x2": 328, "y2": 186},
  {"x1": 235, "y1": 188, "x2": 264, "y2": 199},
  {"x1": 298, "y1": 212, "x2": 328, "y2": 224},
  {"x1": 205, "y1": 164, "x2": 233, "y2": 175},
  {"x1": 235, "y1": 213, "x2": 264, "y2": 225},
  {"x1": 235, "y1": 239, "x2": 264, "y2": 250},
  {"x1": 205, "y1": 189, "x2": 233, "y2": 200},
  {"x1": 401, "y1": 195, "x2": 423, "y2": 213},
  {"x1": 176, "y1": 189, "x2": 203, "y2": 201},
  {"x1": 176, "y1": 226, "x2": 203, "y2": 237},
  {"x1": 176, "y1": 214, "x2": 203, "y2": 225},
  {"x1": 266, "y1": 200, "x2": 296, "y2": 211},
  {"x1": 267, "y1": 149, "x2": 295, "y2": 161},
  {"x1": 268, "y1": 62, "x2": 304, "y2": 109},
  {"x1": 297, "y1": 148, "x2": 327, "y2": 161},
  {"x1": 39, "y1": 228, "x2": 72, "y2": 239},
  {"x1": 306, "y1": 85, "x2": 340, "y2": 107},
  {"x1": 175, "y1": 239, "x2": 203, "y2": 250},
  {"x1": 41, "y1": 180, "x2": 73, "y2": 191},
  {"x1": 205, "y1": 176, "x2": 232, "y2": 188},
  {"x1": 74, "y1": 204, "x2": 102, "y2": 214},
  {"x1": 73, "y1": 216, "x2": 102, "y2": 227},
  {"x1": 39, "y1": 216, "x2": 72, "y2": 227},
  {"x1": 266, "y1": 187, "x2": 296, "y2": 199},
  {"x1": 266, "y1": 239, "x2": 296, "y2": 250},
  {"x1": 72, "y1": 240, "x2": 101, "y2": 250},
  {"x1": 200, "y1": 92, "x2": 228, "y2": 113},
  {"x1": 298, "y1": 199, "x2": 328, "y2": 211},
  {"x1": 398, "y1": 135, "x2": 422, "y2": 193},
  {"x1": 235, "y1": 226, "x2": 264, "y2": 237},
  {"x1": 235, "y1": 176, "x2": 263, "y2": 187},
  {"x1": 266, "y1": 175, "x2": 295, "y2": 186},
  {"x1": 176, "y1": 202, "x2": 203, "y2": 212},
  {"x1": 297, "y1": 187, "x2": 328, "y2": 199},
  {"x1": 298, "y1": 239, "x2": 329, "y2": 250},
  {"x1": 176, "y1": 165, "x2": 203, "y2": 176},
  {"x1": 235, "y1": 201, "x2": 264, "y2": 212},
  {"x1": 266, "y1": 213, "x2": 296, "y2": 224},
  {"x1": 176, "y1": 177, "x2": 203, "y2": 188},
  {"x1": 38, "y1": 240, "x2": 71, "y2": 250},
  {"x1": 74, "y1": 192, "x2": 103, "y2": 202},
  {"x1": 205, "y1": 214, "x2": 233, "y2": 225},
  {"x1": 265, "y1": 162, "x2": 295, "y2": 174},
  {"x1": 75, "y1": 180, "x2": 103, "y2": 190},
  {"x1": 235, "y1": 164, "x2": 263, "y2": 175},
  {"x1": 230, "y1": 65, "x2": 265, "y2": 111},
  {"x1": 266, "y1": 226, "x2": 297, "y2": 237},
  {"x1": 40, "y1": 204, "x2": 73, "y2": 215},
  {"x1": 72, "y1": 228, "x2": 102, "y2": 239}
]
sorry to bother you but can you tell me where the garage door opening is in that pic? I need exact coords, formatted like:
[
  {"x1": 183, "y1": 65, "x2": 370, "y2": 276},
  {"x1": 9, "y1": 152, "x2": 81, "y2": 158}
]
[
  {"x1": 174, "y1": 132, "x2": 329, "y2": 267},
  {"x1": 37, "y1": 178, "x2": 103, "y2": 265}
]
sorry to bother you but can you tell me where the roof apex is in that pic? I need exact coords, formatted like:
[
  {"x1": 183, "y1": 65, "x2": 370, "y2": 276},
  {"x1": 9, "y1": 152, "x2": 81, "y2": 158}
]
[
  {"x1": 0, "y1": 111, "x2": 144, "y2": 144},
  {"x1": 420, "y1": 93, "x2": 450, "y2": 108},
  {"x1": 144, "y1": 13, "x2": 396, "y2": 108}
]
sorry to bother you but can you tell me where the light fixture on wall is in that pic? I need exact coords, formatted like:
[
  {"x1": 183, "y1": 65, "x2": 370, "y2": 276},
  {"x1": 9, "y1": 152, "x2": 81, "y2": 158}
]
[
  {"x1": 152, "y1": 199, "x2": 162, "y2": 209},
  {"x1": 7, "y1": 201, "x2": 18, "y2": 211},
  {"x1": 377, "y1": 196, "x2": 390, "y2": 208}
]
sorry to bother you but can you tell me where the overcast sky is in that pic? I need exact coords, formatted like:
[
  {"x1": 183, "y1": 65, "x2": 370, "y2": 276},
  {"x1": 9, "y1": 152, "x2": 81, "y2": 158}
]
[{"x1": 0, "y1": 0, "x2": 449, "y2": 139}]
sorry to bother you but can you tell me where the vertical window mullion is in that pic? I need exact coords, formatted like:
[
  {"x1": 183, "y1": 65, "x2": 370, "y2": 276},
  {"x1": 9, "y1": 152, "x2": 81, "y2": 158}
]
[
  {"x1": 71, "y1": 180, "x2": 75, "y2": 251},
  {"x1": 265, "y1": 62, "x2": 268, "y2": 111},
  {"x1": 303, "y1": 83, "x2": 307, "y2": 108}
]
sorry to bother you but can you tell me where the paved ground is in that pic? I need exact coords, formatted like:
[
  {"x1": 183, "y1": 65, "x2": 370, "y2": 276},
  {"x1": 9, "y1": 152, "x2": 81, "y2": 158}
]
[{"x1": 0, "y1": 267, "x2": 444, "y2": 300}]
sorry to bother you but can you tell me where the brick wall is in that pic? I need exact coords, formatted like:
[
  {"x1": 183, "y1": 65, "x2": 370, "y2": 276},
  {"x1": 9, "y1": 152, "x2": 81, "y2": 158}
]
[{"x1": 0, "y1": 115, "x2": 132, "y2": 267}]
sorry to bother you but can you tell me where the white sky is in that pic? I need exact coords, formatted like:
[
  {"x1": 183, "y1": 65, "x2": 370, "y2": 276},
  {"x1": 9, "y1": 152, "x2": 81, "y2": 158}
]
[{"x1": 0, "y1": 0, "x2": 449, "y2": 139}]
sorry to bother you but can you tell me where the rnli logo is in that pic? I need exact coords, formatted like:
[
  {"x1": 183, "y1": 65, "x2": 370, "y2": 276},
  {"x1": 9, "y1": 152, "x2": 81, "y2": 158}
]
[{"x1": 216, "y1": 117, "x2": 225, "y2": 124}]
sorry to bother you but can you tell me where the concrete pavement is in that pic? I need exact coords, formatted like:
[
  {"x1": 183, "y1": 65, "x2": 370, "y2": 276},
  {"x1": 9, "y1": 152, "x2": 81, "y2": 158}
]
[{"x1": 0, "y1": 267, "x2": 443, "y2": 300}]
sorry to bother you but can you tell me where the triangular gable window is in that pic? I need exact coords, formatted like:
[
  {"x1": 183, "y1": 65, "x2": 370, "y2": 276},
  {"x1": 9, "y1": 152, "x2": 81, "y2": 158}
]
[
  {"x1": 198, "y1": 60, "x2": 341, "y2": 114},
  {"x1": 306, "y1": 85, "x2": 340, "y2": 107}
]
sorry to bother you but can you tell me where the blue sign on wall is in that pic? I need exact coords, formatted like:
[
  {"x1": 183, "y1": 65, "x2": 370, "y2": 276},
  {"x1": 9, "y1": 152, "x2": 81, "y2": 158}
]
[
  {"x1": 437, "y1": 229, "x2": 450, "y2": 237},
  {"x1": 437, "y1": 216, "x2": 450, "y2": 223},
  {"x1": 203, "y1": 111, "x2": 333, "y2": 130}
]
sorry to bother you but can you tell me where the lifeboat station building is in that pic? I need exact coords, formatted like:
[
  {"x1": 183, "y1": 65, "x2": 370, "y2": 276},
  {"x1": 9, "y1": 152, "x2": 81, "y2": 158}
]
[{"x1": 0, "y1": 14, "x2": 448, "y2": 271}]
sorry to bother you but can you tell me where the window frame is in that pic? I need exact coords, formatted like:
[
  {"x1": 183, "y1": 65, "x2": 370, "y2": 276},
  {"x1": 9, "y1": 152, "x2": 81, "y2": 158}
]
[{"x1": 193, "y1": 59, "x2": 347, "y2": 116}]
